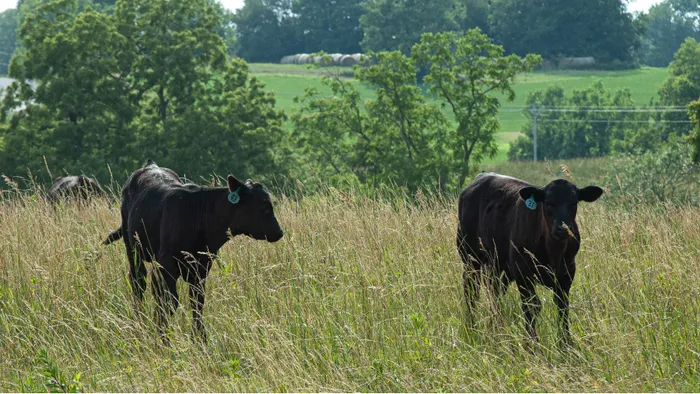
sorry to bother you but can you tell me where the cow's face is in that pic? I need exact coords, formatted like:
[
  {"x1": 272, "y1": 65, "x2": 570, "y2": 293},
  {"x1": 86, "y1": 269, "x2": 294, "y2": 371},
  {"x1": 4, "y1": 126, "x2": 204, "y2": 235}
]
[
  {"x1": 519, "y1": 180, "x2": 602, "y2": 241},
  {"x1": 227, "y1": 175, "x2": 284, "y2": 243}
]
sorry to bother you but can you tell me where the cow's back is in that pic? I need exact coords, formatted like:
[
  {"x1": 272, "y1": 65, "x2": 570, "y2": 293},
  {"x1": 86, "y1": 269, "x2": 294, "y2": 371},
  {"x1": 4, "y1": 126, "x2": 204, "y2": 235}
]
[
  {"x1": 459, "y1": 173, "x2": 526, "y2": 239},
  {"x1": 458, "y1": 173, "x2": 533, "y2": 272},
  {"x1": 47, "y1": 176, "x2": 102, "y2": 202},
  {"x1": 121, "y1": 162, "x2": 183, "y2": 258}
]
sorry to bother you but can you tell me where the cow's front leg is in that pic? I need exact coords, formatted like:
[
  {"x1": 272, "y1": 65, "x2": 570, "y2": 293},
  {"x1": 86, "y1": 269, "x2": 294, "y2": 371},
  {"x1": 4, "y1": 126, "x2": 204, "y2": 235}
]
[
  {"x1": 188, "y1": 278, "x2": 207, "y2": 343},
  {"x1": 517, "y1": 279, "x2": 541, "y2": 342},
  {"x1": 554, "y1": 277, "x2": 573, "y2": 346}
]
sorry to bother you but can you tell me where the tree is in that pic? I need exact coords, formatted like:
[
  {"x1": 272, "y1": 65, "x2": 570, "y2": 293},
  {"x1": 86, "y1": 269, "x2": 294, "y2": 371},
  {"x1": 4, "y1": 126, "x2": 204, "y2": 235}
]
[
  {"x1": 233, "y1": 0, "x2": 302, "y2": 63},
  {"x1": 412, "y1": 29, "x2": 541, "y2": 186},
  {"x1": 2, "y1": 0, "x2": 137, "y2": 179},
  {"x1": 657, "y1": 37, "x2": 700, "y2": 141},
  {"x1": 360, "y1": 0, "x2": 465, "y2": 55},
  {"x1": 293, "y1": 0, "x2": 363, "y2": 54},
  {"x1": 660, "y1": 37, "x2": 700, "y2": 106},
  {"x1": 1, "y1": 0, "x2": 289, "y2": 184},
  {"x1": 688, "y1": 100, "x2": 700, "y2": 162},
  {"x1": 164, "y1": 59, "x2": 288, "y2": 180},
  {"x1": 508, "y1": 82, "x2": 657, "y2": 161},
  {"x1": 489, "y1": 0, "x2": 639, "y2": 65},
  {"x1": 639, "y1": 0, "x2": 700, "y2": 67},
  {"x1": 0, "y1": 8, "x2": 18, "y2": 76},
  {"x1": 460, "y1": 0, "x2": 490, "y2": 34},
  {"x1": 210, "y1": 0, "x2": 239, "y2": 58},
  {"x1": 292, "y1": 52, "x2": 454, "y2": 191}
]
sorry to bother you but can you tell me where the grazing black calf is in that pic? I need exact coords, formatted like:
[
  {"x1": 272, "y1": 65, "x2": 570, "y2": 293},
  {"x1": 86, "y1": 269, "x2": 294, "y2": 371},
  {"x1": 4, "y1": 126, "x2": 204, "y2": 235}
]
[
  {"x1": 457, "y1": 172, "x2": 602, "y2": 343},
  {"x1": 103, "y1": 159, "x2": 283, "y2": 342},
  {"x1": 47, "y1": 175, "x2": 105, "y2": 204}
]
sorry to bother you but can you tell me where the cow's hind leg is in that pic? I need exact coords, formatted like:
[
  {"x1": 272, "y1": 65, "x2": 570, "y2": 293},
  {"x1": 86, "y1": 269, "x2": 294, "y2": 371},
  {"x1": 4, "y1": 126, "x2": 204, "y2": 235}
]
[
  {"x1": 152, "y1": 264, "x2": 180, "y2": 345},
  {"x1": 126, "y1": 241, "x2": 147, "y2": 311},
  {"x1": 457, "y1": 232, "x2": 481, "y2": 327},
  {"x1": 517, "y1": 279, "x2": 542, "y2": 343}
]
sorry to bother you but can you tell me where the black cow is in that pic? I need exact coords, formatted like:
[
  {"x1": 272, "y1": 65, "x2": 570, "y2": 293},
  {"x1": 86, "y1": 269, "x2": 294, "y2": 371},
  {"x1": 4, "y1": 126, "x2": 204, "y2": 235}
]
[
  {"x1": 457, "y1": 172, "x2": 602, "y2": 343},
  {"x1": 103, "y1": 159, "x2": 283, "y2": 342},
  {"x1": 46, "y1": 175, "x2": 105, "y2": 204}
]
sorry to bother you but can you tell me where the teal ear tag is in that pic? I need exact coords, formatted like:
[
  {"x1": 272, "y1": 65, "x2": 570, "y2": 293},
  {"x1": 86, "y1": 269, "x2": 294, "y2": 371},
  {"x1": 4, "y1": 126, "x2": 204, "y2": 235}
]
[
  {"x1": 525, "y1": 195, "x2": 537, "y2": 210},
  {"x1": 228, "y1": 187, "x2": 241, "y2": 204}
]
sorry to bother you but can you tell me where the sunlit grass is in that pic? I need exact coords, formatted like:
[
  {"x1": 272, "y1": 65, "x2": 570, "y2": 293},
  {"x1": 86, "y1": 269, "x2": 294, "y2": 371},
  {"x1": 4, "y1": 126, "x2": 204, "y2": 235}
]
[{"x1": 1, "y1": 163, "x2": 698, "y2": 390}]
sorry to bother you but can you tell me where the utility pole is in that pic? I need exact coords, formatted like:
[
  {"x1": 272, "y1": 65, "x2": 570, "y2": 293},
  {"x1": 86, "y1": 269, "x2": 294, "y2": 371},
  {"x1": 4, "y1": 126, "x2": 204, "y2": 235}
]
[{"x1": 531, "y1": 102, "x2": 539, "y2": 162}]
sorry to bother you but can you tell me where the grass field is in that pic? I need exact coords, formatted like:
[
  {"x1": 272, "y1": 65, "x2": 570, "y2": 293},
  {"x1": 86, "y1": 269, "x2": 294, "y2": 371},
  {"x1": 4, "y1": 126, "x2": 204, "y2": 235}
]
[
  {"x1": 1, "y1": 160, "x2": 698, "y2": 391},
  {"x1": 249, "y1": 64, "x2": 670, "y2": 164}
]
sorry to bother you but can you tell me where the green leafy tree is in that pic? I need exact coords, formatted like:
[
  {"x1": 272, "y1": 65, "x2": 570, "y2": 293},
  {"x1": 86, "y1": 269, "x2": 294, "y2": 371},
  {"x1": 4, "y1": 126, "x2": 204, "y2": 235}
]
[
  {"x1": 293, "y1": 0, "x2": 363, "y2": 54},
  {"x1": 639, "y1": 1, "x2": 700, "y2": 67},
  {"x1": 657, "y1": 37, "x2": 700, "y2": 141},
  {"x1": 2, "y1": 0, "x2": 137, "y2": 178},
  {"x1": 508, "y1": 82, "x2": 656, "y2": 161},
  {"x1": 412, "y1": 29, "x2": 541, "y2": 186},
  {"x1": 233, "y1": 0, "x2": 302, "y2": 62},
  {"x1": 210, "y1": 0, "x2": 239, "y2": 58},
  {"x1": 0, "y1": 8, "x2": 18, "y2": 75},
  {"x1": 292, "y1": 52, "x2": 454, "y2": 191},
  {"x1": 166, "y1": 59, "x2": 288, "y2": 181},
  {"x1": 460, "y1": 0, "x2": 490, "y2": 33},
  {"x1": 1, "y1": 0, "x2": 289, "y2": 184},
  {"x1": 360, "y1": 0, "x2": 465, "y2": 55},
  {"x1": 688, "y1": 100, "x2": 700, "y2": 162},
  {"x1": 660, "y1": 37, "x2": 700, "y2": 106},
  {"x1": 489, "y1": 0, "x2": 639, "y2": 65}
]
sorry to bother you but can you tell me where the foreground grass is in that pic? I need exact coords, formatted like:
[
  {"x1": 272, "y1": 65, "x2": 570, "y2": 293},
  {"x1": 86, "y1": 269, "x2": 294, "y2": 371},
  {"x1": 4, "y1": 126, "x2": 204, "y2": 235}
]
[{"x1": 1, "y1": 168, "x2": 699, "y2": 391}]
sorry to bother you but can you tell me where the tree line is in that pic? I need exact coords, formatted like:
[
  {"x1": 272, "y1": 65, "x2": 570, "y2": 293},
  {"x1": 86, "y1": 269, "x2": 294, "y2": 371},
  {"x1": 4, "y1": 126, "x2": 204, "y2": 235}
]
[{"x1": 2, "y1": 0, "x2": 700, "y2": 74}]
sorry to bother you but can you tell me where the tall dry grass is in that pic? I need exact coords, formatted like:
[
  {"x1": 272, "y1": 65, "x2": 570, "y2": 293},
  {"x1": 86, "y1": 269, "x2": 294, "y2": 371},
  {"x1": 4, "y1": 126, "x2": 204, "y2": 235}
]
[{"x1": 0, "y1": 183, "x2": 699, "y2": 391}]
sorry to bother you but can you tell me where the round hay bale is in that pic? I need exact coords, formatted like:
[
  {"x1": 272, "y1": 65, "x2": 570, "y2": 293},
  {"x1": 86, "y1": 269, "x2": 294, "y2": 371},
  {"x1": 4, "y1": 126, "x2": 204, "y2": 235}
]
[
  {"x1": 339, "y1": 54, "x2": 358, "y2": 67},
  {"x1": 297, "y1": 54, "x2": 310, "y2": 64},
  {"x1": 330, "y1": 53, "x2": 343, "y2": 65},
  {"x1": 351, "y1": 53, "x2": 364, "y2": 64},
  {"x1": 280, "y1": 55, "x2": 295, "y2": 64}
]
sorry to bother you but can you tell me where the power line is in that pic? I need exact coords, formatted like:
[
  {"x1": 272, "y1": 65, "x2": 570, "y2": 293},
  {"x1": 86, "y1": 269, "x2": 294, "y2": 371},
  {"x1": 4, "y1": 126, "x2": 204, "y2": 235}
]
[
  {"x1": 539, "y1": 119, "x2": 693, "y2": 124},
  {"x1": 499, "y1": 105, "x2": 687, "y2": 109},
  {"x1": 538, "y1": 108, "x2": 687, "y2": 113}
]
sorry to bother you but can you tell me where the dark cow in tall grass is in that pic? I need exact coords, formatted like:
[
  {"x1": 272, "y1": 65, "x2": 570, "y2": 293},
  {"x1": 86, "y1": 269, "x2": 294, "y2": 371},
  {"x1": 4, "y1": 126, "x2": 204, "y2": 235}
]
[
  {"x1": 47, "y1": 175, "x2": 105, "y2": 204},
  {"x1": 457, "y1": 172, "x2": 602, "y2": 344},
  {"x1": 103, "y1": 159, "x2": 284, "y2": 343}
]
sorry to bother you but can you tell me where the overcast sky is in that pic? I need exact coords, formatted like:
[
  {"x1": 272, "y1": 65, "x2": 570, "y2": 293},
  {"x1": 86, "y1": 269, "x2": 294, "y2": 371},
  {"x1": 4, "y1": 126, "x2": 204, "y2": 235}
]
[{"x1": 0, "y1": 0, "x2": 663, "y2": 17}]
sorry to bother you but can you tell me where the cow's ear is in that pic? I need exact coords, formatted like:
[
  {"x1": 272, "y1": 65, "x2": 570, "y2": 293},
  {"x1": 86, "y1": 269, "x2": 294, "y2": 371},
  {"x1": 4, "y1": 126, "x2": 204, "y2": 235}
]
[
  {"x1": 519, "y1": 186, "x2": 545, "y2": 202},
  {"x1": 578, "y1": 186, "x2": 603, "y2": 202},
  {"x1": 227, "y1": 174, "x2": 246, "y2": 192}
]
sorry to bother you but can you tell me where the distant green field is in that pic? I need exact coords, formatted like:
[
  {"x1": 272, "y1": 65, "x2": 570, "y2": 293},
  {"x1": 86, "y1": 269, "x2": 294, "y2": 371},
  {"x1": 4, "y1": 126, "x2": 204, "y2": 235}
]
[{"x1": 250, "y1": 64, "x2": 669, "y2": 162}]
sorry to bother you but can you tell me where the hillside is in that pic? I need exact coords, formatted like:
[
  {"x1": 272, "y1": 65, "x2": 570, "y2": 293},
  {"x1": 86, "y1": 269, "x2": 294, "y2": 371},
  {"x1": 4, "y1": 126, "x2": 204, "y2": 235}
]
[{"x1": 251, "y1": 65, "x2": 669, "y2": 163}]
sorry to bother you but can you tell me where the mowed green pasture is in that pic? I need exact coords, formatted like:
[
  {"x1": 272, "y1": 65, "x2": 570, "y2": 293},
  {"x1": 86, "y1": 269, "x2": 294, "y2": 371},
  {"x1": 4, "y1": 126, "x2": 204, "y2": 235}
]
[
  {"x1": 1, "y1": 160, "x2": 699, "y2": 391},
  {"x1": 250, "y1": 64, "x2": 669, "y2": 163}
]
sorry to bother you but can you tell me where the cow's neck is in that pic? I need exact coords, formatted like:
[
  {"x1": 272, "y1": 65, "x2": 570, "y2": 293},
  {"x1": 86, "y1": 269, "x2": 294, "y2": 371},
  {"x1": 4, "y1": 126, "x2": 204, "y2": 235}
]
[{"x1": 196, "y1": 187, "x2": 238, "y2": 250}]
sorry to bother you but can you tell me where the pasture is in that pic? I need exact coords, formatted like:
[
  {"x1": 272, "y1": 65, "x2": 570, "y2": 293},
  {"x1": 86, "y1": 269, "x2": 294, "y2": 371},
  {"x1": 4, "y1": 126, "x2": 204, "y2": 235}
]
[
  {"x1": 250, "y1": 65, "x2": 669, "y2": 163},
  {"x1": 0, "y1": 159, "x2": 698, "y2": 391}
]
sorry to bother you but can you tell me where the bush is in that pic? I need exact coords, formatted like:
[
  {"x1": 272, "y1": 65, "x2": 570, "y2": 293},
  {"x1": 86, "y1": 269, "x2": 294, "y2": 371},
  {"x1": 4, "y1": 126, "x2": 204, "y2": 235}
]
[{"x1": 605, "y1": 141, "x2": 700, "y2": 205}]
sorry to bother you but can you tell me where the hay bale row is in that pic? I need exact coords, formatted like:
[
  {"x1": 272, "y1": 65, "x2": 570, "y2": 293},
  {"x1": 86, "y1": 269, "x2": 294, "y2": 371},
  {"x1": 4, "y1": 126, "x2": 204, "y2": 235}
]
[{"x1": 279, "y1": 53, "x2": 368, "y2": 67}]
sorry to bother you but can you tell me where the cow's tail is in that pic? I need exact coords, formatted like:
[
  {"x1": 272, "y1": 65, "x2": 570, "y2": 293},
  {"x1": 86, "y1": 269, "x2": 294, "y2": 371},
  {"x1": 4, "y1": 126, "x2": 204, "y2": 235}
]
[{"x1": 103, "y1": 227, "x2": 122, "y2": 245}]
